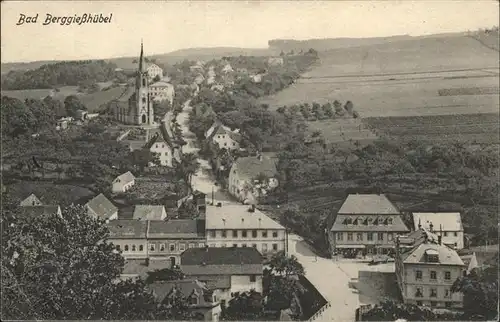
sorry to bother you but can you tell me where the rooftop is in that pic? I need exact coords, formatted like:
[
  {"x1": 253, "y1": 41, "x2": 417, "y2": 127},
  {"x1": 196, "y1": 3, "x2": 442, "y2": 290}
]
[
  {"x1": 19, "y1": 205, "x2": 60, "y2": 218},
  {"x1": 85, "y1": 193, "x2": 118, "y2": 220},
  {"x1": 133, "y1": 205, "x2": 166, "y2": 221},
  {"x1": 330, "y1": 214, "x2": 409, "y2": 232},
  {"x1": 147, "y1": 219, "x2": 205, "y2": 239},
  {"x1": 181, "y1": 247, "x2": 263, "y2": 276},
  {"x1": 205, "y1": 205, "x2": 284, "y2": 230},
  {"x1": 150, "y1": 81, "x2": 173, "y2": 88},
  {"x1": 147, "y1": 279, "x2": 210, "y2": 303},
  {"x1": 231, "y1": 155, "x2": 278, "y2": 180},
  {"x1": 338, "y1": 194, "x2": 400, "y2": 215},
  {"x1": 107, "y1": 220, "x2": 148, "y2": 239},
  {"x1": 114, "y1": 171, "x2": 135, "y2": 184},
  {"x1": 412, "y1": 212, "x2": 463, "y2": 232}
]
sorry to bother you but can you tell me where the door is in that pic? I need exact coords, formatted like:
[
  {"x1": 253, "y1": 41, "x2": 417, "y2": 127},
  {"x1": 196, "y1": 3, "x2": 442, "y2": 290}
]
[{"x1": 170, "y1": 256, "x2": 176, "y2": 268}]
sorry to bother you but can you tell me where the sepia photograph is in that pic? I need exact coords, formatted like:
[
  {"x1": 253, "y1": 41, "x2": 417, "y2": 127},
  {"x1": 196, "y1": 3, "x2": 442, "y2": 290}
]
[{"x1": 1, "y1": 1, "x2": 499, "y2": 321}]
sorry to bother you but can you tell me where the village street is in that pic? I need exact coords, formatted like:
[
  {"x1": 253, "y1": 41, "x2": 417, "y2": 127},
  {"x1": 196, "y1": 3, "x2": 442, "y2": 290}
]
[
  {"x1": 176, "y1": 100, "x2": 237, "y2": 205},
  {"x1": 287, "y1": 233, "x2": 395, "y2": 321}
]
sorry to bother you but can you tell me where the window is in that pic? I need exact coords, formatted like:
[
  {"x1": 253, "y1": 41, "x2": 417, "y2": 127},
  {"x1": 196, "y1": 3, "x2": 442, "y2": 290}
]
[
  {"x1": 430, "y1": 288, "x2": 437, "y2": 298},
  {"x1": 242, "y1": 244, "x2": 247, "y2": 248},
  {"x1": 415, "y1": 287, "x2": 423, "y2": 297},
  {"x1": 444, "y1": 289, "x2": 450, "y2": 298},
  {"x1": 232, "y1": 230, "x2": 238, "y2": 238},
  {"x1": 233, "y1": 244, "x2": 238, "y2": 248},
  {"x1": 188, "y1": 243, "x2": 195, "y2": 249},
  {"x1": 221, "y1": 243, "x2": 226, "y2": 247},
  {"x1": 454, "y1": 232, "x2": 458, "y2": 237},
  {"x1": 378, "y1": 218, "x2": 384, "y2": 225},
  {"x1": 430, "y1": 301, "x2": 437, "y2": 307},
  {"x1": 169, "y1": 244, "x2": 175, "y2": 252},
  {"x1": 222, "y1": 230, "x2": 227, "y2": 238},
  {"x1": 272, "y1": 243, "x2": 278, "y2": 251},
  {"x1": 189, "y1": 296, "x2": 198, "y2": 305},
  {"x1": 232, "y1": 142, "x2": 235, "y2": 146},
  {"x1": 272, "y1": 231, "x2": 278, "y2": 238},
  {"x1": 252, "y1": 230, "x2": 257, "y2": 238},
  {"x1": 416, "y1": 301, "x2": 422, "y2": 306},
  {"x1": 210, "y1": 244, "x2": 216, "y2": 247},
  {"x1": 415, "y1": 270, "x2": 422, "y2": 280},
  {"x1": 250, "y1": 275, "x2": 256, "y2": 282},
  {"x1": 217, "y1": 135, "x2": 221, "y2": 139},
  {"x1": 160, "y1": 244, "x2": 165, "y2": 251},
  {"x1": 430, "y1": 271, "x2": 437, "y2": 280},
  {"x1": 445, "y1": 302, "x2": 451, "y2": 308},
  {"x1": 388, "y1": 233, "x2": 394, "y2": 241},
  {"x1": 132, "y1": 245, "x2": 136, "y2": 251},
  {"x1": 155, "y1": 144, "x2": 159, "y2": 148},
  {"x1": 378, "y1": 233, "x2": 384, "y2": 241},
  {"x1": 347, "y1": 233, "x2": 353, "y2": 241},
  {"x1": 139, "y1": 245, "x2": 143, "y2": 251},
  {"x1": 149, "y1": 244, "x2": 155, "y2": 251},
  {"x1": 252, "y1": 244, "x2": 257, "y2": 248},
  {"x1": 242, "y1": 230, "x2": 247, "y2": 238},
  {"x1": 444, "y1": 271, "x2": 451, "y2": 280},
  {"x1": 198, "y1": 243, "x2": 205, "y2": 247},
  {"x1": 179, "y1": 244, "x2": 186, "y2": 251},
  {"x1": 124, "y1": 245, "x2": 129, "y2": 251},
  {"x1": 224, "y1": 143, "x2": 227, "y2": 146},
  {"x1": 116, "y1": 245, "x2": 121, "y2": 251},
  {"x1": 387, "y1": 218, "x2": 393, "y2": 225},
  {"x1": 356, "y1": 233, "x2": 363, "y2": 241},
  {"x1": 142, "y1": 97, "x2": 146, "y2": 103},
  {"x1": 210, "y1": 230, "x2": 216, "y2": 238},
  {"x1": 444, "y1": 231, "x2": 448, "y2": 237},
  {"x1": 367, "y1": 232, "x2": 373, "y2": 241},
  {"x1": 262, "y1": 244, "x2": 268, "y2": 252},
  {"x1": 262, "y1": 231, "x2": 268, "y2": 238},
  {"x1": 337, "y1": 233, "x2": 343, "y2": 241},
  {"x1": 427, "y1": 254, "x2": 439, "y2": 263}
]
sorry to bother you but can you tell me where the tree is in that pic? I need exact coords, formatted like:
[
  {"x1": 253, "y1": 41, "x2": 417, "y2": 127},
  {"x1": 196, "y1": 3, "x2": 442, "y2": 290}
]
[
  {"x1": 321, "y1": 102, "x2": 334, "y2": 118},
  {"x1": 64, "y1": 95, "x2": 86, "y2": 117},
  {"x1": 268, "y1": 251, "x2": 305, "y2": 277},
  {"x1": 153, "y1": 75, "x2": 161, "y2": 82},
  {"x1": 153, "y1": 100, "x2": 171, "y2": 121},
  {"x1": 451, "y1": 260, "x2": 499, "y2": 320},
  {"x1": 175, "y1": 152, "x2": 200, "y2": 190},
  {"x1": 361, "y1": 300, "x2": 458, "y2": 321},
  {"x1": 344, "y1": 100, "x2": 354, "y2": 114},
  {"x1": 1, "y1": 203, "x2": 173, "y2": 320},
  {"x1": 223, "y1": 290, "x2": 264, "y2": 320},
  {"x1": 131, "y1": 148, "x2": 160, "y2": 172},
  {"x1": 145, "y1": 268, "x2": 185, "y2": 284},
  {"x1": 333, "y1": 100, "x2": 344, "y2": 116}
]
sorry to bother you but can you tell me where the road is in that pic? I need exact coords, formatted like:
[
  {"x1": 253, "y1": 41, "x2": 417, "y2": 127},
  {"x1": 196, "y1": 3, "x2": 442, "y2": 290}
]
[
  {"x1": 176, "y1": 100, "x2": 236, "y2": 205},
  {"x1": 288, "y1": 233, "x2": 394, "y2": 321}
]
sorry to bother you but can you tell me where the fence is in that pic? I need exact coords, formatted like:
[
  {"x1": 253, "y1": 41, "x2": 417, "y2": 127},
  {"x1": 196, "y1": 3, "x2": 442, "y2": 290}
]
[{"x1": 307, "y1": 302, "x2": 331, "y2": 321}]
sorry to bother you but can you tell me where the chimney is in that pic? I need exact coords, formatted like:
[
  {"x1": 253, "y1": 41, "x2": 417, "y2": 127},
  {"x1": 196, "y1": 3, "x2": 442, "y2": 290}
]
[
  {"x1": 248, "y1": 205, "x2": 255, "y2": 213},
  {"x1": 216, "y1": 202, "x2": 222, "y2": 207},
  {"x1": 241, "y1": 218, "x2": 244, "y2": 223},
  {"x1": 429, "y1": 222, "x2": 434, "y2": 232},
  {"x1": 418, "y1": 218, "x2": 422, "y2": 230},
  {"x1": 438, "y1": 235, "x2": 442, "y2": 245},
  {"x1": 205, "y1": 244, "x2": 209, "y2": 251},
  {"x1": 257, "y1": 153, "x2": 263, "y2": 161},
  {"x1": 145, "y1": 257, "x2": 150, "y2": 267}
]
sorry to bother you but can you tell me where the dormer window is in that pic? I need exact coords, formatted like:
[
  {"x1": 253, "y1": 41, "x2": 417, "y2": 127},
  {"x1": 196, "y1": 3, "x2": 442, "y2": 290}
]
[
  {"x1": 189, "y1": 296, "x2": 198, "y2": 305},
  {"x1": 377, "y1": 218, "x2": 383, "y2": 225},
  {"x1": 387, "y1": 218, "x2": 393, "y2": 225},
  {"x1": 425, "y1": 249, "x2": 439, "y2": 263},
  {"x1": 352, "y1": 218, "x2": 358, "y2": 225}
]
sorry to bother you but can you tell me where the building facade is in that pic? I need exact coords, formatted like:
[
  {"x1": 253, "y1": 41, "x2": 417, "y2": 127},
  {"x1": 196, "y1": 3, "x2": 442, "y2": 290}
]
[
  {"x1": 149, "y1": 81, "x2": 174, "y2": 105},
  {"x1": 205, "y1": 204, "x2": 286, "y2": 257},
  {"x1": 19, "y1": 193, "x2": 42, "y2": 207},
  {"x1": 113, "y1": 41, "x2": 155, "y2": 126},
  {"x1": 395, "y1": 229, "x2": 465, "y2": 309},
  {"x1": 107, "y1": 220, "x2": 149, "y2": 259},
  {"x1": 412, "y1": 212, "x2": 464, "y2": 250},
  {"x1": 112, "y1": 171, "x2": 136, "y2": 193},
  {"x1": 205, "y1": 122, "x2": 241, "y2": 150},
  {"x1": 328, "y1": 194, "x2": 410, "y2": 257},
  {"x1": 146, "y1": 63, "x2": 163, "y2": 81}
]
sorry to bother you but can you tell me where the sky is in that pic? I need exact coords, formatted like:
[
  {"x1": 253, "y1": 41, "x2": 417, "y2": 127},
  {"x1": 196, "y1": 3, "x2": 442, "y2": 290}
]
[{"x1": 1, "y1": 0, "x2": 499, "y2": 63}]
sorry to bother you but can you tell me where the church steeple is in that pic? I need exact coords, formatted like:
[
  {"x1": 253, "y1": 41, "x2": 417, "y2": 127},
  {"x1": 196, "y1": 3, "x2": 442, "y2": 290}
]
[{"x1": 138, "y1": 39, "x2": 145, "y2": 73}]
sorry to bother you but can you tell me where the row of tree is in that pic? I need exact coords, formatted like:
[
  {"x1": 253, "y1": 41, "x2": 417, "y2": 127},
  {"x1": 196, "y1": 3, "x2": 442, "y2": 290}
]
[{"x1": 276, "y1": 100, "x2": 359, "y2": 121}]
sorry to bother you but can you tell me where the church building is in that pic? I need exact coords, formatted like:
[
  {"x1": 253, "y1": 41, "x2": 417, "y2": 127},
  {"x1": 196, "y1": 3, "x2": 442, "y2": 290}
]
[{"x1": 114, "y1": 42, "x2": 155, "y2": 126}]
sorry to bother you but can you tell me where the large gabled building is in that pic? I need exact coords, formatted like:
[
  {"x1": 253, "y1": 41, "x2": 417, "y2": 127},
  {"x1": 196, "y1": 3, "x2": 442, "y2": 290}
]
[{"x1": 328, "y1": 194, "x2": 410, "y2": 258}]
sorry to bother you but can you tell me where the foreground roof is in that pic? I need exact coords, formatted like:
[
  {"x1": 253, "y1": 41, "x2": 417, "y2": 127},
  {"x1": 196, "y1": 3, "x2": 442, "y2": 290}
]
[
  {"x1": 133, "y1": 205, "x2": 166, "y2": 221},
  {"x1": 147, "y1": 219, "x2": 205, "y2": 239},
  {"x1": 147, "y1": 279, "x2": 208, "y2": 301},
  {"x1": 205, "y1": 205, "x2": 284, "y2": 230},
  {"x1": 19, "y1": 205, "x2": 61, "y2": 218},
  {"x1": 338, "y1": 194, "x2": 400, "y2": 215},
  {"x1": 85, "y1": 193, "x2": 118, "y2": 220},
  {"x1": 114, "y1": 171, "x2": 135, "y2": 184},
  {"x1": 232, "y1": 155, "x2": 278, "y2": 180},
  {"x1": 412, "y1": 212, "x2": 463, "y2": 231},
  {"x1": 181, "y1": 247, "x2": 263, "y2": 275},
  {"x1": 107, "y1": 220, "x2": 148, "y2": 239}
]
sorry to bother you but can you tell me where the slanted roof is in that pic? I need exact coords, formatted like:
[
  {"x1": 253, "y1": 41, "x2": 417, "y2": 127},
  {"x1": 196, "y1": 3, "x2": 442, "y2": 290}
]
[
  {"x1": 181, "y1": 247, "x2": 263, "y2": 276},
  {"x1": 338, "y1": 194, "x2": 400, "y2": 215},
  {"x1": 107, "y1": 220, "x2": 148, "y2": 239},
  {"x1": 122, "y1": 259, "x2": 172, "y2": 278},
  {"x1": 114, "y1": 171, "x2": 135, "y2": 184},
  {"x1": 150, "y1": 81, "x2": 172, "y2": 88},
  {"x1": 412, "y1": 212, "x2": 463, "y2": 232},
  {"x1": 330, "y1": 214, "x2": 409, "y2": 232},
  {"x1": 147, "y1": 279, "x2": 208, "y2": 302},
  {"x1": 133, "y1": 205, "x2": 166, "y2": 221},
  {"x1": 205, "y1": 205, "x2": 284, "y2": 230},
  {"x1": 232, "y1": 155, "x2": 278, "y2": 180},
  {"x1": 147, "y1": 219, "x2": 205, "y2": 239},
  {"x1": 85, "y1": 193, "x2": 118, "y2": 220},
  {"x1": 21, "y1": 193, "x2": 42, "y2": 204},
  {"x1": 19, "y1": 205, "x2": 60, "y2": 218},
  {"x1": 402, "y1": 242, "x2": 465, "y2": 266}
]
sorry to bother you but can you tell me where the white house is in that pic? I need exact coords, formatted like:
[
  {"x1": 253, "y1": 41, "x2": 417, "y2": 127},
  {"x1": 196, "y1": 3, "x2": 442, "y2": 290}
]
[
  {"x1": 133, "y1": 205, "x2": 167, "y2": 221},
  {"x1": 267, "y1": 57, "x2": 284, "y2": 66},
  {"x1": 149, "y1": 81, "x2": 175, "y2": 105},
  {"x1": 412, "y1": 212, "x2": 465, "y2": 250},
  {"x1": 222, "y1": 64, "x2": 233, "y2": 74},
  {"x1": 112, "y1": 171, "x2": 136, "y2": 193},
  {"x1": 19, "y1": 193, "x2": 43, "y2": 207},
  {"x1": 228, "y1": 154, "x2": 279, "y2": 204},
  {"x1": 181, "y1": 247, "x2": 264, "y2": 303},
  {"x1": 145, "y1": 127, "x2": 181, "y2": 167},
  {"x1": 205, "y1": 204, "x2": 286, "y2": 256},
  {"x1": 205, "y1": 122, "x2": 241, "y2": 150},
  {"x1": 147, "y1": 63, "x2": 163, "y2": 80},
  {"x1": 85, "y1": 193, "x2": 118, "y2": 221}
]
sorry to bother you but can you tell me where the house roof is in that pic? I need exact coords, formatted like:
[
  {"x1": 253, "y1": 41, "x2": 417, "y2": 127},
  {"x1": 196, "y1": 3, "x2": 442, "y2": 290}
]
[
  {"x1": 107, "y1": 220, "x2": 148, "y2": 239},
  {"x1": 412, "y1": 212, "x2": 463, "y2": 232},
  {"x1": 122, "y1": 259, "x2": 172, "y2": 277},
  {"x1": 147, "y1": 219, "x2": 205, "y2": 239},
  {"x1": 21, "y1": 193, "x2": 42, "y2": 204},
  {"x1": 202, "y1": 275, "x2": 231, "y2": 289},
  {"x1": 207, "y1": 124, "x2": 242, "y2": 143},
  {"x1": 330, "y1": 214, "x2": 409, "y2": 232},
  {"x1": 181, "y1": 247, "x2": 263, "y2": 275},
  {"x1": 19, "y1": 205, "x2": 60, "y2": 218},
  {"x1": 401, "y1": 241, "x2": 465, "y2": 266},
  {"x1": 147, "y1": 279, "x2": 208, "y2": 302},
  {"x1": 133, "y1": 205, "x2": 166, "y2": 221},
  {"x1": 205, "y1": 205, "x2": 284, "y2": 230},
  {"x1": 85, "y1": 193, "x2": 118, "y2": 220},
  {"x1": 338, "y1": 194, "x2": 400, "y2": 215},
  {"x1": 231, "y1": 155, "x2": 278, "y2": 180},
  {"x1": 150, "y1": 81, "x2": 173, "y2": 88},
  {"x1": 114, "y1": 171, "x2": 135, "y2": 184}
]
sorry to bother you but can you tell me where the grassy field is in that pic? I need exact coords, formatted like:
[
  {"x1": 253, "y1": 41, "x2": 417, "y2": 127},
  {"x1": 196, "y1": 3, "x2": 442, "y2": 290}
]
[
  {"x1": 363, "y1": 113, "x2": 500, "y2": 144},
  {"x1": 259, "y1": 35, "x2": 499, "y2": 118},
  {"x1": 307, "y1": 118, "x2": 378, "y2": 146},
  {"x1": 1, "y1": 86, "x2": 81, "y2": 101}
]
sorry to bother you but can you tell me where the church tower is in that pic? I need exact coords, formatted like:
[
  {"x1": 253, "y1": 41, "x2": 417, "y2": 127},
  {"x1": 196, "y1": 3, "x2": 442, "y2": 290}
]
[{"x1": 134, "y1": 41, "x2": 154, "y2": 125}]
